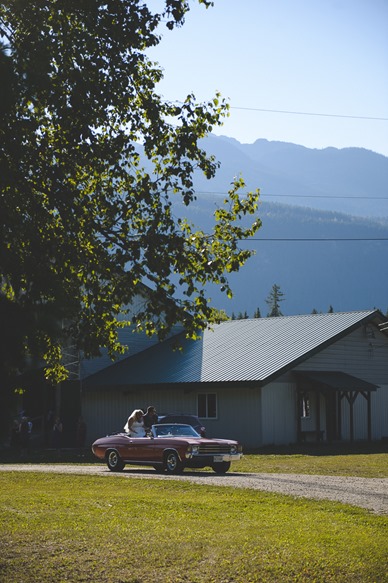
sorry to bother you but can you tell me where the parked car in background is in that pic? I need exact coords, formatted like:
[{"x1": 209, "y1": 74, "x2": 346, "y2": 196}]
[
  {"x1": 92, "y1": 423, "x2": 242, "y2": 474},
  {"x1": 158, "y1": 414, "x2": 206, "y2": 437}
]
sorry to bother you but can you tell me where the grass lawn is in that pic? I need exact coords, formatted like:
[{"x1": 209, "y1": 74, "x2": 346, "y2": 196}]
[
  {"x1": 0, "y1": 470, "x2": 387, "y2": 583},
  {"x1": 238, "y1": 451, "x2": 388, "y2": 477}
]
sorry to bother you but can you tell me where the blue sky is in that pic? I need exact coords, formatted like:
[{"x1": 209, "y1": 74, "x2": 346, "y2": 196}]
[{"x1": 151, "y1": 0, "x2": 388, "y2": 156}]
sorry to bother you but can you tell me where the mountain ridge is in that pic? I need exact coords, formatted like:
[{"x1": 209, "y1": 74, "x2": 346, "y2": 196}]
[
  {"x1": 196, "y1": 135, "x2": 388, "y2": 218},
  {"x1": 186, "y1": 135, "x2": 388, "y2": 316}
]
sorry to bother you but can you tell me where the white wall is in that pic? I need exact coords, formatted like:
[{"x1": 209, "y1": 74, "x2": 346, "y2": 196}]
[
  {"x1": 261, "y1": 382, "x2": 296, "y2": 445},
  {"x1": 295, "y1": 325, "x2": 388, "y2": 386}
]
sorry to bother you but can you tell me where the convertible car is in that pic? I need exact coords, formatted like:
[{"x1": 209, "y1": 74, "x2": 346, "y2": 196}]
[{"x1": 92, "y1": 423, "x2": 243, "y2": 474}]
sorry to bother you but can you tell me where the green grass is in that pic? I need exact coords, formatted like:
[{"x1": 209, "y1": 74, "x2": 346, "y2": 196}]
[
  {"x1": 238, "y1": 451, "x2": 388, "y2": 477},
  {"x1": 0, "y1": 472, "x2": 387, "y2": 582}
]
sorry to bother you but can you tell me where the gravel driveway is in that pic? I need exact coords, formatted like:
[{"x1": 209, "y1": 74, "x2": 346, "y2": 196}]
[{"x1": 1, "y1": 464, "x2": 387, "y2": 515}]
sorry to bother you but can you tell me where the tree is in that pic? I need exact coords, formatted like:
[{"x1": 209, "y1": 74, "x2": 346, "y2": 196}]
[
  {"x1": 0, "y1": 1, "x2": 261, "y2": 382},
  {"x1": 253, "y1": 307, "x2": 261, "y2": 318},
  {"x1": 328, "y1": 305, "x2": 334, "y2": 313},
  {"x1": 265, "y1": 284, "x2": 285, "y2": 317}
]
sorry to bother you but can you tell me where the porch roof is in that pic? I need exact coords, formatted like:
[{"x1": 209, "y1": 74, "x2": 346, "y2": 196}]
[{"x1": 294, "y1": 371, "x2": 378, "y2": 392}]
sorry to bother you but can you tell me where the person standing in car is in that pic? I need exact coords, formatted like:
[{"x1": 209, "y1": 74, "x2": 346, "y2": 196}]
[
  {"x1": 143, "y1": 406, "x2": 158, "y2": 432},
  {"x1": 124, "y1": 409, "x2": 146, "y2": 437}
]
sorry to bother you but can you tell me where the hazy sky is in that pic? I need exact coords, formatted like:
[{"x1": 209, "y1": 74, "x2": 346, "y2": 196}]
[{"x1": 151, "y1": 0, "x2": 388, "y2": 156}]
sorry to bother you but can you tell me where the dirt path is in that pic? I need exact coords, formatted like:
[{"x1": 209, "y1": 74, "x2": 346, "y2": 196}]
[{"x1": 1, "y1": 464, "x2": 387, "y2": 515}]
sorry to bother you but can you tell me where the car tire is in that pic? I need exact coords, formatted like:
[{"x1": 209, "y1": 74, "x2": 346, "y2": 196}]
[
  {"x1": 212, "y1": 461, "x2": 231, "y2": 474},
  {"x1": 164, "y1": 450, "x2": 183, "y2": 474},
  {"x1": 106, "y1": 449, "x2": 125, "y2": 472}
]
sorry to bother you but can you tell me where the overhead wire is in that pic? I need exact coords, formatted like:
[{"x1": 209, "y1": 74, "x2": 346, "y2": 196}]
[
  {"x1": 194, "y1": 190, "x2": 388, "y2": 200},
  {"x1": 170, "y1": 101, "x2": 388, "y2": 241},
  {"x1": 171, "y1": 100, "x2": 388, "y2": 122},
  {"x1": 244, "y1": 237, "x2": 388, "y2": 242},
  {"x1": 229, "y1": 106, "x2": 388, "y2": 122}
]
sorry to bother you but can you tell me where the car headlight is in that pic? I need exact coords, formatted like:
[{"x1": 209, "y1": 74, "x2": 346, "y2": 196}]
[
  {"x1": 191, "y1": 445, "x2": 199, "y2": 455},
  {"x1": 230, "y1": 445, "x2": 237, "y2": 454}
]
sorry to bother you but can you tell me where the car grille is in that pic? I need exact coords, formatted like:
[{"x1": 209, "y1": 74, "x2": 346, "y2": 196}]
[{"x1": 198, "y1": 444, "x2": 232, "y2": 455}]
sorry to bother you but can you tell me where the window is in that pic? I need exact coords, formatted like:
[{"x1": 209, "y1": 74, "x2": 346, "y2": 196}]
[
  {"x1": 197, "y1": 393, "x2": 217, "y2": 419},
  {"x1": 300, "y1": 392, "x2": 310, "y2": 418}
]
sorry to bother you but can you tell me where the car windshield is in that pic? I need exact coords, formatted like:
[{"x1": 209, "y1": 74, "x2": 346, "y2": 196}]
[{"x1": 152, "y1": 424, "x2": 200, "y2": 438}]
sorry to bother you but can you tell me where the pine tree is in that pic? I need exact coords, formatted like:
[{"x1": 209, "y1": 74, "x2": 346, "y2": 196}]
[
  {"x1": 265, "y1": 284, "x2": 285, "y2": 317},
  {"x1": 253, "y1": 307, "x2": 261, "y2": 318}
]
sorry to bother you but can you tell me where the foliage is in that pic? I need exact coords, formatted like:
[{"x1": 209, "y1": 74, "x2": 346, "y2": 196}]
[
  {"x1": 0, "y1": 0, "x2": 261, "y2": 382},
  {"x1": 0, "y1": 472, "x2": 386, "y2": 582},
  {"x1": 265, "y1": 283, "x2": 285, "y2": 317}
]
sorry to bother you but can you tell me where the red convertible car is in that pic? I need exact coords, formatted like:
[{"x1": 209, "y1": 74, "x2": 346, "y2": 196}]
[{"x1": 92, "y1": 423, "x2": 243, "y2": 474}]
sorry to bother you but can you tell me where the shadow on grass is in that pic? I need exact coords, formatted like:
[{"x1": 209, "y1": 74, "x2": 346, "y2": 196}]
[{"x1": 0, "y1": 447, "x2": 99, "y2": 465}]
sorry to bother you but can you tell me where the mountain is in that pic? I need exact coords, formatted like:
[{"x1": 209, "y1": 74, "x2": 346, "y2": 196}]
[
  {"x1": 181, "y1": 135, "x2": 388, "y2": 316},
  {"x1": 139, "y1": 134, "x2": 387, "y2": 315},
  {"x1": 181, "y1": 195, "x2": 388, "y2": 317},
  {"x1": 195, "y1": 135, "x2": 388, "y2": 218}
]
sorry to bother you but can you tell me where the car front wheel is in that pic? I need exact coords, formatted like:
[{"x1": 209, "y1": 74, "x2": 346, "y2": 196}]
[
  {"x1": 212, "y1": 461, "x2": 231, "y2": 474},
  {"x1": 106, "y1": 449, "x2": 125, "y2": 472},
  {"x1": 164, "y1": 451, "x2": 183, "y2": 474}
]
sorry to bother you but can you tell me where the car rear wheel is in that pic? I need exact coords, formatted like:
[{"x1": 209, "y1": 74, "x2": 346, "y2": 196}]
[
  {"x1": 106, "y1": 449, "x2": 125, "y2": 472},
  {"x1": 212, "y1": 461, "x2": 231, "y2": 474},
  {"x1": 164, "y1": 451, "x2": 183, "y2": 474}
]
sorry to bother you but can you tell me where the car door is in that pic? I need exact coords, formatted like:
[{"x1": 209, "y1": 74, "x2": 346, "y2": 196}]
[{"x1": 121, "y1": 436, "x2": 157, "y2": 463}]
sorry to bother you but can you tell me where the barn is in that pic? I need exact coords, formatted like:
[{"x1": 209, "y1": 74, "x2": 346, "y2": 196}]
[{"x1": 81, "y1": 310, "x2": 388, "y2": 448}]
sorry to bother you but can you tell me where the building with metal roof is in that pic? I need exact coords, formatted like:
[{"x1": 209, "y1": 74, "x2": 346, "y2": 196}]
[{"x1": 82, "y1": 309, "x2": 388, "y2": 448}]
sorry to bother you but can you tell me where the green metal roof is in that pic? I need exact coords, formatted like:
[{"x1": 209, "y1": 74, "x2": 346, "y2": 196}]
[{"x1": 83, "y1": 310, "x2": 382, "y2": 389}]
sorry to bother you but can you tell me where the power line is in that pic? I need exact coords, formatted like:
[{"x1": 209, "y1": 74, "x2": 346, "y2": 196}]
[
  {"x1": 245, "y1": 238, "x2": 388, "y2": 242},
  {"x1": 172, "y1": 100, "x2": 388, "y2": 121},
  {"x1": 195, "y1": 190, "x2": 388, "y2": 201},
  {"x1": 261, "y1": 194, "x2": 388, "y2": 200},
  {"x1": 230, "y1": 106, "x2": 388, "y2": 122}
]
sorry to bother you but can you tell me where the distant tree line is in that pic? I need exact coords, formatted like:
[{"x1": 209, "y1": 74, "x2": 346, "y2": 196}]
[
  {"x1": 230, "y1": 284, "x2": 388, "y2": 321},
  {"x1": 231, "y1": 283, "x2": 284, "y2": 320},
  {"x1": 230, "y1": 284, "x2": 340, "y2": 320}
]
